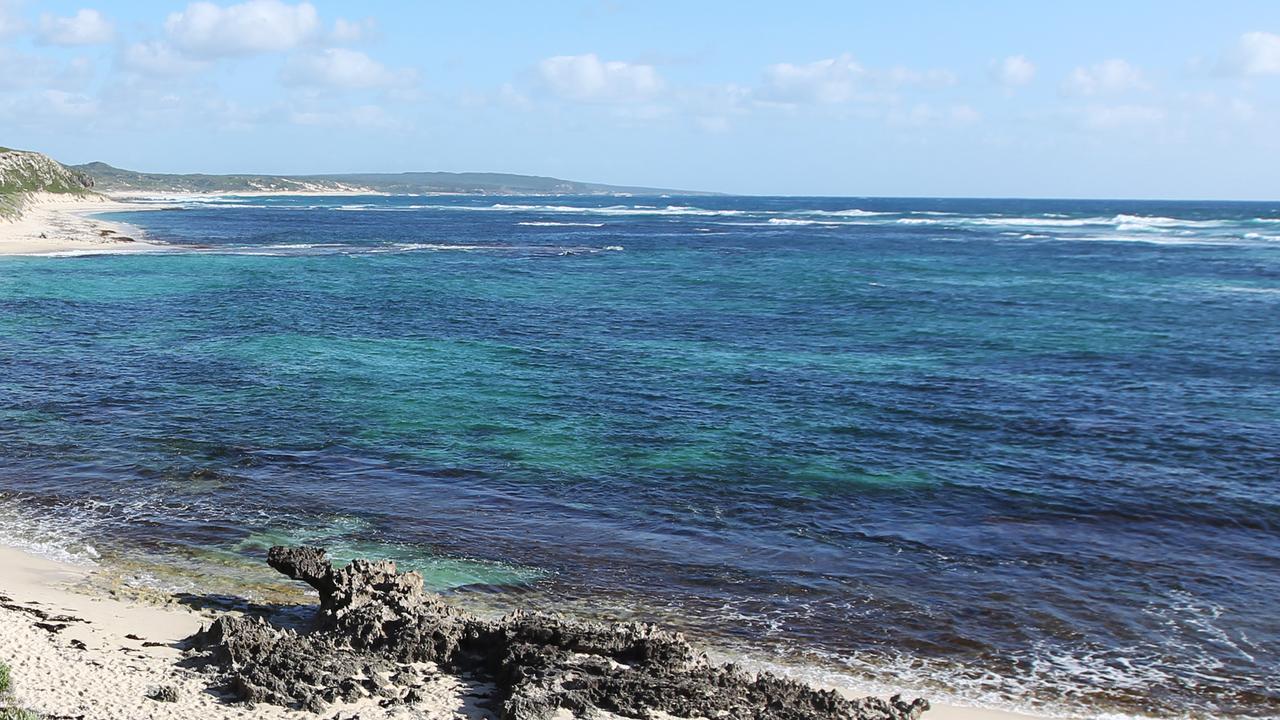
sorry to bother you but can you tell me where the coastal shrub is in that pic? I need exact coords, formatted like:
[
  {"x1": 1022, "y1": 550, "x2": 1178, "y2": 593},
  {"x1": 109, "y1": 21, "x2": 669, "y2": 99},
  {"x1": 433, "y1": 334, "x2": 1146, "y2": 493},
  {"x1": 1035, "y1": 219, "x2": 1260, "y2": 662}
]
[{"x1": 0, "y1": 661, "x2": 41, "y2": 720}]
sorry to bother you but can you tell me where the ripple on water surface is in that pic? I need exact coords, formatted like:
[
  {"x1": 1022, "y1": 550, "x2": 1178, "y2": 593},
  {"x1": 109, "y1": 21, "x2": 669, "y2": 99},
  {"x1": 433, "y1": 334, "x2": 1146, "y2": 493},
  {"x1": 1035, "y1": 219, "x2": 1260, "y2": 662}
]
[{"x1": 2, "y1": 194, "x2": 1279, "y2": 719}]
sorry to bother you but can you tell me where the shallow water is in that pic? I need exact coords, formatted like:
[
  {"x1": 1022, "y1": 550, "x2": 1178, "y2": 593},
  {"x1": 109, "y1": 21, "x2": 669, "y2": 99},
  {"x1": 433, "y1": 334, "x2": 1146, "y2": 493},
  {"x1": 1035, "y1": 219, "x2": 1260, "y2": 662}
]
[{"x1": 1, "y1": 195, "x2": 1277, "y2": 718}]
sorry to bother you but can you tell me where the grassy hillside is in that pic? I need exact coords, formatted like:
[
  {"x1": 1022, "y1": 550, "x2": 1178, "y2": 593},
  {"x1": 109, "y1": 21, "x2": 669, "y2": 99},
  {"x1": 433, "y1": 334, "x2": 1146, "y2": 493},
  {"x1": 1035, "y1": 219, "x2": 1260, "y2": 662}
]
[
  {"x1": 0, "y1": 147, "x2": 95, "y2": 219},
  {"x1": 73, "y1": 161, "x2": 703, "y2": 196}
]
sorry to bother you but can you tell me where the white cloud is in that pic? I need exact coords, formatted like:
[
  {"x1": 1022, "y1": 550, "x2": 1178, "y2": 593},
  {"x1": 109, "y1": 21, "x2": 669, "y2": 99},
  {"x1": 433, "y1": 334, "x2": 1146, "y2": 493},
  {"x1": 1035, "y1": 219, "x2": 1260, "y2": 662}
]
[
  {"x1": 695, "y1": 115, "x2": 731, "y2": 133},
  {"x1": 331, "y1": 17, "x2": 376, "y2": 44},
  {"x1": 760, "y1": 55, "x2": 950, "y2": 104},
  {"x1": 120, "y1": 41, "x2": 210, "y2": 76},
  {"x1": 887, "y1": 102, "x2": 981, "y2": 127},
  {"x1": 291, "y1": 103, "x2": 398, "y2": 128},
  {"x1": 994, "y1": 55, "x2": 1036, "y2": 87},
  {"x1": 1080, "y1": 104, "x2": 1165, "y2": 129},
  {"x1": 762, "y1": 54, "x2": 864, "y2": 104},
  {"x1": 0, "y1": 48, "x2": 94, "y2": 90},
  {"x1": 538, "y1": 53, "x2": 664, "y2": 103},
  {"x1": 164, "y1": 0, "x2": 320, "y2": 57},
  {"x1": 1185, "y1": 91, "x2": 1258, "y2": 123},
  {"x1": 497, "y1": 82, "x2": 533, "y2": 110},
  {"x1": 950, "y1": 104, "x2": 981, "y2": 124},
  {"x1": 39, "y1": 89, "x2": 98, "y2": 118},
  {"x1": 1064, "y1": 59, "x2": 1147, "y2": 96},
  {"x1": 0, "y1": 0, "x2": 26, "y2": 39},
  {"x1": 882, "y1": 66, "x2": 958, "y2": 88},
  {"x1": 1227, "y1": 31, "x2": 1280, "y2": 76},
  {"x1": 282, "y1": 48, "x2": 412, "y2": 89},
  {"x1": 38, "y1": 9, "x2": 114, "y2": 46}
]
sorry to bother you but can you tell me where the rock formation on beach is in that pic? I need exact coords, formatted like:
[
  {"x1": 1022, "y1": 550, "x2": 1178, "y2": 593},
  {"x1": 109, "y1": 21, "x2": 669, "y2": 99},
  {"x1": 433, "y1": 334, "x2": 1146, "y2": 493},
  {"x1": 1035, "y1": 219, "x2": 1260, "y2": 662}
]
[{"x1": 187, "y1": 546, "x2": 931, "y2": 720}]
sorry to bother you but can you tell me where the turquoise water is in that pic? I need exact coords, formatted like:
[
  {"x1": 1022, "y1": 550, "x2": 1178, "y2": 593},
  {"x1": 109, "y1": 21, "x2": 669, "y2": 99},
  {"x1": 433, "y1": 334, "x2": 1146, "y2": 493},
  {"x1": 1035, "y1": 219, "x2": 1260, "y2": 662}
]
[{"x1": 1, "y1": 195, "x2": 1277, "y2": 717}]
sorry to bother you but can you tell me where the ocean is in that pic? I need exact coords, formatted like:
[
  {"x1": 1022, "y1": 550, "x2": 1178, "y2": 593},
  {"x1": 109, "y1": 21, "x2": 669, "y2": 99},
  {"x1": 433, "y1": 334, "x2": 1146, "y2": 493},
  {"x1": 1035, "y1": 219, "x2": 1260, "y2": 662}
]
[{"x1": 1, "y1": 195, "x2": 1277, "y2": 718}]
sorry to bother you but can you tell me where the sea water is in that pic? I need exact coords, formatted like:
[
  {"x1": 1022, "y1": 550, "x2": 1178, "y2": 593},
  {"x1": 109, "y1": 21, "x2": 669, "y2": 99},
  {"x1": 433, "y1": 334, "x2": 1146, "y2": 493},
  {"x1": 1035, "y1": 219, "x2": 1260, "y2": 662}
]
[{"x1": 1, "y1": 195, "x2": 1277, "y2": 718}]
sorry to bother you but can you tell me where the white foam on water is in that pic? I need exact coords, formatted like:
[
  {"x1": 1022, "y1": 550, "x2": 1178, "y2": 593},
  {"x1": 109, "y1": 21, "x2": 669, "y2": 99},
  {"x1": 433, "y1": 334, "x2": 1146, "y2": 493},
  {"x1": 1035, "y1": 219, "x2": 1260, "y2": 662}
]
[
  {"x1": 256, "y1": 243, "x2": 347, "y2": 250},
  {"x1": 806, "y1": 209, "x2": 892, "y2": 217},
  {"x1": 188, "y1": 202, "x2": 265, "y2": 208},
  {"x1": 23, "y1": 244, "x2": 182, "y2": 258},
  {"x1": 1077, "y1": 234, "x2": 1246, "y2": 246},
  {"x1": 900, "y1": 215, "x2": 1106, "y2": 228},
  {"x1": 382, "y1": 243, "x2": 500, "y2": 252},
  {"x1": 767, "y1": 218, "x2": 845, "y2": 226},
  {"x1": 970, "y1": 216, "x2": 1108, "y2": 227},
  {"x1": 701, "y1": 645, "x2": 1162, "y2": 720},
  {"x1": 0, "y1": 496, "x2": 102, "y2": 567},
  {"x1": 490, "y1": 203, "x2": 749, "y2": 217},
  {"x1": 373, "y1": 243, "x2": 618, "y2": 255},
  {"x1": 1214, "y1": 285, "x2": 1280, "y2": 295},
  {"x1": 332, "y1": 204, "x2": 420, "y2": 212},
  {"x1": 517, "y1": 221, "x2": 606, "y2": 227}
]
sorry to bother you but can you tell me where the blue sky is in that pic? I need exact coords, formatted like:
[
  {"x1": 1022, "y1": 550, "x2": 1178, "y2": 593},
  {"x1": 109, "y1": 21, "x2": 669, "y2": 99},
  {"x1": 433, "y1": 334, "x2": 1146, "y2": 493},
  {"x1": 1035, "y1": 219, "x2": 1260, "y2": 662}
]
[{"x1": 2, "y1": 1, "x2": 1279, "y2": 198}]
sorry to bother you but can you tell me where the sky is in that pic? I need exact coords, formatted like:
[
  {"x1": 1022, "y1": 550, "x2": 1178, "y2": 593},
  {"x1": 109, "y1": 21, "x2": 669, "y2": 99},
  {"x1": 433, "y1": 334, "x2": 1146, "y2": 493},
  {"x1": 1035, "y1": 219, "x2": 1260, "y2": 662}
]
[{"x1": 1, "y1": 1, "x2": 1279, "y2": 199}]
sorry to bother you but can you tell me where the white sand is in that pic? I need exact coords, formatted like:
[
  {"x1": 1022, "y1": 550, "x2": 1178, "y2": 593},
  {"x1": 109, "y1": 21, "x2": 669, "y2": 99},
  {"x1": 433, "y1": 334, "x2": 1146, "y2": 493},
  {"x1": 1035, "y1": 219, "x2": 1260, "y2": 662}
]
[
  {"x1": 0, "y1": 192, "x2": 170, "y2": 256},
  {"x1": 0, "y1": 545, "x2": 1053, "y2": 720},
  {"x1": 0, "y1": 546, "x2": 488, "y2": 719}
]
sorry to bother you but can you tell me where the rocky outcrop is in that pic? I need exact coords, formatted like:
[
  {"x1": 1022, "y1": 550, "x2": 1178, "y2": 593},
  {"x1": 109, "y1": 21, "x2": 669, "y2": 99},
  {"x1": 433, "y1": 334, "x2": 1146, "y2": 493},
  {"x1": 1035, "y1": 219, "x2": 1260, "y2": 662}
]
[
  {"x1": 0, "y1": 147, "x2": 96, "y2": 219},
  {"x1": 187, "y1": 546, "x2": 930, "y2": 720}
]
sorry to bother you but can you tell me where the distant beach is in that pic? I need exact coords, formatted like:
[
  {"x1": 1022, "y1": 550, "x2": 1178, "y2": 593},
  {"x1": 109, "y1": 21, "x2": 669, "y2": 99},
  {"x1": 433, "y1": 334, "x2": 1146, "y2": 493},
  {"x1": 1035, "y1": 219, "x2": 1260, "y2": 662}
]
[{"x1": 0, "y1": 192, "x2": 167, "y2": 256}]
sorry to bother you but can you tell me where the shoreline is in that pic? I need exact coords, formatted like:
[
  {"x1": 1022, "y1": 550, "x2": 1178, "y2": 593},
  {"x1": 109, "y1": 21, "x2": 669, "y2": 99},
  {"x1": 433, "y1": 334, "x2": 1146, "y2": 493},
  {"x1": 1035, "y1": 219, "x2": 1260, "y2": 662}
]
[
  {"x1": 0, "y1": 544, "x2": 497, "y2": 719},
  {"x1": 0, "y1": 543, "x2": 1047, "y2": 720},
  {"x1": 0, "y1": 192, "x2": 170, "y2": 257}
]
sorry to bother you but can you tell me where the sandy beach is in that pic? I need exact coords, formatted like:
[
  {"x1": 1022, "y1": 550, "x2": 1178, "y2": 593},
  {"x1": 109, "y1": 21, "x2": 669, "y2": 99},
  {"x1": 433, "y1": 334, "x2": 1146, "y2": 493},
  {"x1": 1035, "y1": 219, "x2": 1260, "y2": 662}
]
[
  {"x1": 0, "y1": 545, "x2": 491, "y2": 719},
  {"x1": 0, "y1": 544, "x2": 1045, "y2": 720},
  {"x1": 0, "y1": 192, "x2": 169, "y2": 256}
]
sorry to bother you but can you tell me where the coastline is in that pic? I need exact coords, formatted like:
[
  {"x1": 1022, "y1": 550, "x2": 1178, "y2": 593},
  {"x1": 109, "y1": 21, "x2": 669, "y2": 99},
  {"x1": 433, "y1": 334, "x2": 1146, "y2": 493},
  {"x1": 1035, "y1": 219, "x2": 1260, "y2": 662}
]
[
  {"x1": 0, "y1": 543, "x2": 1048, "y2": 720},
  {"x1": 2, "y1": 191, "x2": 1247, "y2": 719},
  {"x1": 104, "y1": 189, "x2": 391, "y2": 200},
  {"x1": 0, "y1": 192, "x2": 170, "y2": 257},
  {"x1": 0, "y1": 544, "x2": 491, "y2": 719}
]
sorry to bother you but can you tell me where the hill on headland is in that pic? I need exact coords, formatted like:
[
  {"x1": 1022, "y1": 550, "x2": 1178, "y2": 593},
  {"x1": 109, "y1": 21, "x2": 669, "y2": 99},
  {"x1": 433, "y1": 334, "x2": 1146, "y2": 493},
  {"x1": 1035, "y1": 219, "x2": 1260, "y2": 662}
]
[
  {"x1": 0, "y1": 147, "x2": 96, "y2": 219},
  {"x1": 72, "y1": 161, "x2": 707, "y2": 196}
]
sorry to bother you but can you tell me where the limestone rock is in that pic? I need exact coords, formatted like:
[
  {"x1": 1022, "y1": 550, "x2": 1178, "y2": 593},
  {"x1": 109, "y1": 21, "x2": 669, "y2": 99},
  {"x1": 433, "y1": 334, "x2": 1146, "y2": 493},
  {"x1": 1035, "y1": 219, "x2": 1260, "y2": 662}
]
[{"x1": 187, "y1": 546, "x2": 930, "y2": 720}]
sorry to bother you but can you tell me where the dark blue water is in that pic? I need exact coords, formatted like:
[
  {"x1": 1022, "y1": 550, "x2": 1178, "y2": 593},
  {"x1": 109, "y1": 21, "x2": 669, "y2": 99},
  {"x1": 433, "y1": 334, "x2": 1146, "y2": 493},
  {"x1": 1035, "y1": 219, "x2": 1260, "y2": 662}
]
[{"x1": 1, "y1": 195, "x2": 1277, "y2": 718}]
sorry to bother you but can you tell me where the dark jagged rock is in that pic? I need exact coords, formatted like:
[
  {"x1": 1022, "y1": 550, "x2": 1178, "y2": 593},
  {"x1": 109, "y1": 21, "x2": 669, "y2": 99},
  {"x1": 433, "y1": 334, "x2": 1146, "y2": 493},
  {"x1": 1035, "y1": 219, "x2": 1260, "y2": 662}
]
[
  {"x1": 149, "y1": 685, "x2": 180, "y2": 703},
  {"x1": 187, "y1": 546, "x2": 930, "y2": 720}
]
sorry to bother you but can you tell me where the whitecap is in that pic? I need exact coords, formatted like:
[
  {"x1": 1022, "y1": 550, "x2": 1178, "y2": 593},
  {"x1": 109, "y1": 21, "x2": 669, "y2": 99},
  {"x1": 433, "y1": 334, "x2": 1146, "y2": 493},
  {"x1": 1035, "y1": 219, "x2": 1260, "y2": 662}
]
[
  {"x1": 804, "y1": 209, "x2": 891, "y2": 217},
  {"x1": 767, "y1": 218, "x2": 843, "y2": 226}
]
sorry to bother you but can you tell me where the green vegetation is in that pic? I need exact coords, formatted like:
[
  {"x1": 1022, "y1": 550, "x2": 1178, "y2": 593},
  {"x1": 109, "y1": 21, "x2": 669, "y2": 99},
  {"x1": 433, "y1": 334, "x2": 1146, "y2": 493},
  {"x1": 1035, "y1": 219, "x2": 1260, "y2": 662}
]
[
  {"x1": 73, "y1": 161, "x2": 706, "y2": 196},
  {"x1": 1, "y1": 145, "x2": 707, "y2": 205},
  {"x1": 1, "y1": 146, "x2": 95, "y2": 219},
  {"x1": 0, "y1": 660, "x2": 41, "y2": 720}
]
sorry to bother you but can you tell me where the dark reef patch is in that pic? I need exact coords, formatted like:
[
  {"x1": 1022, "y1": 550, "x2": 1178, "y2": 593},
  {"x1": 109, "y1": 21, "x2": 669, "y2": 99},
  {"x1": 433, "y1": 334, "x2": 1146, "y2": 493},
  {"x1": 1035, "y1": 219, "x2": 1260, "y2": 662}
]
[{"x1": 185, "y1": 546, "x2": 930, "y2": 720}]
